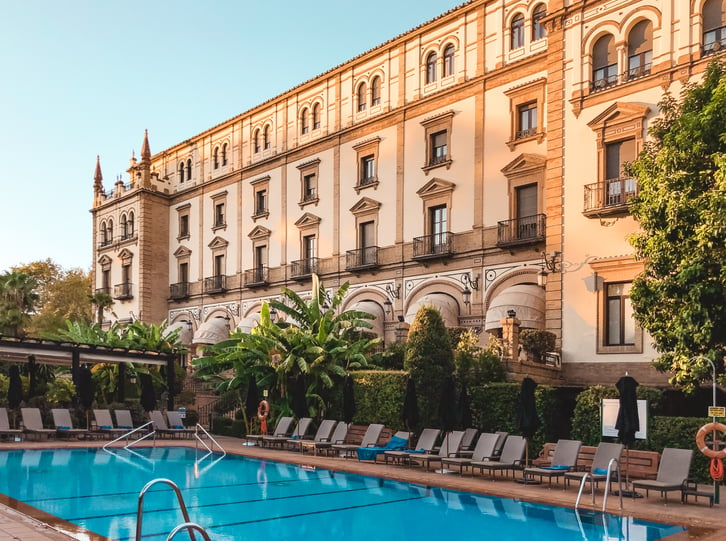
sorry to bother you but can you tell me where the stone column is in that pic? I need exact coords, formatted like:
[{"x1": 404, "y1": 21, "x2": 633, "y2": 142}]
[{"x1": 500, "y1": 312, "x2": 521, "y2": 360}]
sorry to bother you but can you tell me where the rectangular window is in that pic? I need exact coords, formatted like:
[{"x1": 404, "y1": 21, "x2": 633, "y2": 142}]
[
  {"x1": 303, "y1": 234, "x2": 316, "y2": 260},
  {"x1": 516, "y1": 102, "x2": 537, "y2": 139},
  {"x1": 122, "y1": 264, "x2": 131, "y2": 284},
  {"x1": 179, "y1": 262, "x2": 188, "y2": 284},
  {"x1": 179, "y1": 214, "x2": 189, "y2": 237},
  {"x1": 214, "y1": 254, "x2": 224, "y2": 277},
  {"x1": 255, "y1": 189, "x2": 268, "y2": 215},
  {"x1": 606, "y1": 282, "x2": 635, "y2": 346},
  {"x1": 360, "y1": 155, "x2": 375, "y2": 185},
  {"x1": 303, "y1": 174, "x2": 317, "y2": 201},
  {"x1": 516, "y1": 184, "x2": 538, "y2": 240},
  {"x1": 430, "y1": 131, "x2": 448, "y2": 165},
  {"x1": 214, "y1": 203, "x2": 225, "y2": 227},
  {"x1": 102, "y1": 269, "x2": 110, "y2": 293},
  {"x1": 429, "y1": 205, "x2": 447, "y2": 252},
  {"x1": 254, "y1": 245, "x2": 267, "y2": 270}
]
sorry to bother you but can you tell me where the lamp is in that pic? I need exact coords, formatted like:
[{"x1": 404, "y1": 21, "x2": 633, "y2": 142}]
[
  {"x1": 385, "y1": 283, "x2": 401, "y2": 300},
  {"x1": 269, "y1": 307, "x2": 278, "y2": 322},
  {"x1": 462, "y1": 286, "x2": 472, "y2": 307},
  {"x1": 383, "y1": 298, "x2": 393, "y2": 319},
  {"x1": 538, "y1": 251, "x2": 561, "y2": 288},
  {"x1": 459, "y1": 272, "x2": 479, "y2": 291},
  {"x1": 507, "y1": 309, "x2": 517, "y2": 318}
]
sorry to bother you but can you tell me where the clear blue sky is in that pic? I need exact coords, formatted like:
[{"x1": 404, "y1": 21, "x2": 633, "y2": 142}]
[{"x1": 0, "y1": 0, "x2": 463, "y2": 273}]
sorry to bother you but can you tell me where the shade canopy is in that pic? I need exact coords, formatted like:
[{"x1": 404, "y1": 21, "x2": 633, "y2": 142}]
[
  {"x1": 484, "y1": 284, "x2": 545, "y2": 331},
  {"x1": 163, "y1": 320, "x2": 193, "y2": 346},
  {"x1": 405, "y1": 293, "x2": 460, "y2": 326},
  {"x1": 347, "y1": 300, "x2": 385, "y2": 337},
  {"x1": 236, "y1": 313, "x2": 261, "y2": 334},
  {"x1": 192, "y1": 317, "x2": 230, "y2": 345}
]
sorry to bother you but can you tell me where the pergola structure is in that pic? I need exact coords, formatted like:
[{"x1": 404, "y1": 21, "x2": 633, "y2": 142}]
[{"x1": 0, "y1": 337, "x2": 178, "y2": 410}]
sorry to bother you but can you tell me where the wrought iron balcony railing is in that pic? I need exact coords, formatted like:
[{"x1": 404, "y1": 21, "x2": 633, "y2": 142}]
[
  {"x1": 95, "y1": 287, "x2": 111, "y2": 296},
  {"x1": 113, "y1": 282, "x2": 133, "y2": 300},
  {"x1": 244, "y1": 266, "x2": 269, "y2": 287},
  {"x1": 290, "y1": 258, "x2": 318, "y2": 280},
  {"x1": 703, "y1": 26, "x2": 726, "y2": 56},
  {"x1": 169, "y1": 282, "x2": 189, "y2": 300},
  {"x1": 413, "y1": 232, "x2": 454, "y2": 259},
  {"x1": 345, "y1": 247, "x2": 379, "y2": 271},
  {"x1": 583, "y1": 178, "x2": 639, "y2": 217},
  {"x1": 204, "y1": 275, "x2": 226, "y2": 294},
  {"x1": 496, "y1": 213, "x2": 546, "y2": 247}
]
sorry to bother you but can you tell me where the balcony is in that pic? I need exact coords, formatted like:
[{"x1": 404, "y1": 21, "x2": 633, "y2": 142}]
[
  {"x1": 169, "y1": 282, "x2": 189, "y2": 300},
  {"x1": 113, "y1": 282, "x2": 133, "y2": 300},
  {"x1": 413, "y1": 232, "x2": 455, "y2": 260},
  {"x1": 583, "y1": 178, "x2": 639, "y2": 218},
  {"x1": 98, "y1": 238, "x2": 113, "y2": 249},
  {"x1": 204, "y1": 275, "x2": 226, "y2": 294},
  {"x1": 496, "y1": 214, "x2": 546, "y2": 248},
  {"x1": 703, "y1": 27, "x2": 726, "y2": 56},
  {"x1": 95, "y1": 287, "x2": 111, "y2": 296},
  {"x1": 290, "y1": 258, "x2": 318, "y2": 280},
  {"x1": 346, "y1": 247, "x2": 379, "y2": 271},
  {"x1": 244, "y1": 266, "x2": 269, "y2": 287}
]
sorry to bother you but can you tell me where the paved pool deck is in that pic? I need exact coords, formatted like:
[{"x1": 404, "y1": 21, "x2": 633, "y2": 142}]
[{"x1": 0, "y1": 436, "x2": 723, "y2": 540}]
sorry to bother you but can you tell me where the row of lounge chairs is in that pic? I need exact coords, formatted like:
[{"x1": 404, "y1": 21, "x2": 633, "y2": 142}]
[{"x1": 0, "y1": 407, "x2": 195, "y2": 440}]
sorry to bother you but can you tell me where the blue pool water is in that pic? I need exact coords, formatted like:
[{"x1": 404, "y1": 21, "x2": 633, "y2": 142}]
[{"x1": 0, "y1": 447, "x2": 684, "y2": 541}]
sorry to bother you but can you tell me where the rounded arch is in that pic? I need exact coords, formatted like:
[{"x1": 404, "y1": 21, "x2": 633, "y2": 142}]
[
  {"x1": 529, "y1": 1, "x2": 546, "y2": 18},
  {"x1": 582, "y1": 24, "x2": 620, "y2": 56},
  {"x1": 484, "y1": 267, "x2": 541, "y2": 308},
  {"x1": 311, "y1": 101, "x2": 322, "y2": 129},
  {"x1": 192, "y1": 314, "x2": 230, "y2": 346},
  {"x1": 212, "y1": 145, "x2": 220, "y2": 168},
  {"x1": 621, "y1": 6, "x2": 661, "y2": 38},
  {"x1": 503, "y1": 3, "x2": 528, "y2": 27},
  {"x1": 356, "y1": 80, "x2": 368, "y2": 111},
  {"x1": 404, "y1": 290, "x2": 461, "y2": 327},
  {"x1": 403, "y1": 279, "x2": 465, "y2": 326}
]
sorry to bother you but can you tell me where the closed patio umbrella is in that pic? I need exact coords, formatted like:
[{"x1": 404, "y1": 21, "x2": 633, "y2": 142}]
[
  {"x1": 402, "y1": 378, "x2": 419, "y2": 430},
  {"x1": 518, "y1": 377, "x2": 539, "y2": 469},
  {"x1": 139, "y1": 373, "x2": 157, "y2": 413},
  {"x1": 292, "y1": 375, "x2": 307, "y2": 419},
  {"x1": 76, "y1": 366, "x2": 94, "y2": 428},
  {"x1": 245, "y1": 375, "x2": 259, "y2": 419},
  {"x1": 616, "y1": 374, "x2": 640, "y2": 494},
  {"x1": 437, "y1": 377, "x2": 457, "y2": 472},
  {"x1": 8, "y1": 365, "x2": 23, "y2": 428},
  {"x1": 458, "y1": 382, "x2": 472, "y2": 429},
  {"x1": 343, "y1": 375, "x2": 356, "y2": 424},
  {"x1": 26, "y1": 355, "x2": 37, "y2": 401}
]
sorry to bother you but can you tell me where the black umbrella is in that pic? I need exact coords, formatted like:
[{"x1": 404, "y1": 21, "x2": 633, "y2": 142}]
[
  {"x1": 139, "y1": 373, "x2": 157, "y2": 412},
  {"x1": 245, "y1": 375, "x2": 259, "y2": 420},
  {"x1": 439, "y1": 377, "x2": 457, "y2": 433},
  {"x1": 518, "y1": 377, "x2": 539, "y2": 468},
  {"x1": 7, "y1": 366, "x2": 23, "y2": 428},
  {"x1": 343, "y1": 375, "x2": 356, "y2": 424},
  {"x1": 401, "y1": 378, "x2": 419, "y2": 430},
  {"x1": 615, "y1": 375, "x2": 639, "y2": 446},
  {"x1": 291, "y1": 375, "x2": 307, "y2": 419},
  {"x1": 458, "y1": 382, "x2": 472, "y2": 429},
  {"x1": 76, "y1": 366, "x2": 94, "y2": 428},
  {"x1": 26, "y1": 355, "x2": 37, "y2": 401}
]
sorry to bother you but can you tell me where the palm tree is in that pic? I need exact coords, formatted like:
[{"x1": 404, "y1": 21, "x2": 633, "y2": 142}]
[
  {"x1": 0, "y1": 270, "x2": 39, "y2": 337},
  {"x1": 89, "y1": 291, "x2": 114, "y2": 325}
]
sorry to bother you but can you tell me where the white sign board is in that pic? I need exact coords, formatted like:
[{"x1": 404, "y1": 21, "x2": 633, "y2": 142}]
[{"x1": 601, "y1": 398, "x2": 647, "y2": 439}]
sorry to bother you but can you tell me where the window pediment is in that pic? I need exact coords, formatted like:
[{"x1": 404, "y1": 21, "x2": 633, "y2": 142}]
[
  {"x1": 294, "y1": 212, "x2": 321, "y2": 228},
  {"x1": 174, "y1": 246, "x2": 192, "y2": 258},
  {"x1": 248, "y1": 225, "x2": 272, "y2": 240},
  {"x1": 208, "y1": 236, "x2": 229, "y2": 249},
  {"x1": 118, "y1": 248, "x2": 134, "y2": 265},
  {"x1": 98, "y1": 255, "x2": 112, "y2": 269},
  {"x1": 587, "y1": 102, "x2": 651, "y2": 131},
  {"x1": 501, "y1": 153, "x2": 546, "y2": 177},
  {"x1": 416, "y1": 178, "x2": 456, "y2": 198},
  {"x1": 350, "y1": 197, "x2": 381, "y2": 215}
]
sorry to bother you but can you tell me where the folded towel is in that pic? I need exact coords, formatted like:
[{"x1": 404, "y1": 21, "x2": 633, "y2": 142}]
[
  {"x1": 100, "y1": 425, "x2": 113, "y2": 430},
  {"x1": 119, "y1": 425, "x2": 132, "y2": 429},
  {"x1": 593, "y1": 468, "x2": 609, "y2": 476},
  {"x1": 357, "y1": 436, "x2": 409, "y2": 461},
  {"x1": 172, "y1": 425, "x2": 184, "y2": 429},
  {"x1": 57, "y1": 426, "x2": 70, "y2": 430},
  {"x1": 541, "y1": 464, "x2": 570, "y2": 471}
]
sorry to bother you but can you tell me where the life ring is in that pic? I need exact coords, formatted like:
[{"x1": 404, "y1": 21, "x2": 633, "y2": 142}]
[
  {"x1": 695, "y1": 422, "x2": 726, "y2": 459},
  {"x1": 257, "y1": 400, "x2": 269, "y2": 435}
]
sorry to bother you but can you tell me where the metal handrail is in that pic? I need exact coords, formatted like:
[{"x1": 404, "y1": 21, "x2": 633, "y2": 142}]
[
  {"x1": 103, "y1": 421, "x2": 155, "y2": 450},
  {"x1": 195, "y1": 423, "x2": 226, "y2": 457},
  {"x1": 167, "y1": 523, "x2": 212, "y2": 541},
  {"x1": 137, "y1": 478, "x2": 196, "y2": 541},
  {"x1": 575, "y1": 472, "x2": 592, "y2": 509},
  {"x1": 575, "y1": 457, "x2": 623, "y2": 512}
]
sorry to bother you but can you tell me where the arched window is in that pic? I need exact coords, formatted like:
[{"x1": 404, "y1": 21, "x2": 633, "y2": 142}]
[
  {"x1": 263, "y1": 125, "x2": 270, "y2": 150},
  {"x1": 106, "y1": 219, "x2": 114, "y2": 243},
  {"x1": 357, "y1": 82, "x2": 367, "y2": 112},
  {"x1": 511, "y1": 14, "x2": 525, "y2": 49},
  {"x1": 120, "y1": 214, "x2": 128, "y2": 239},
  {"x1": 312, "y1": 103, "x2": 321, "y2": 129},
  {"x1": 186, "y1": 159, "x2": 192, "y2": 180},
  {"x1": 592, "y1": 34, "x2": 617, "y2": 90},
  {"x1": 178, "y1": 162, "x2": 185, "y2": 182},
  {"x1": 213, "y1": 146, "x2": 219, "y2": 169},
  {"x1": 253, "y1": 129, "x2": 261, "y2": 153},
  {"x1": 627, "y1": 20, "x2": 653, "y2": 80},
  {"x1": 370, "y1": 77, "x2": 381, "y2": 106},
  {"x1": 426, "y1": 52, "x2": 437, "y2": 83},
  {"x1": 100, "y1": 220, "x2": 109, "y2": 244},
  {"x1": 443, "y1": 44, "x2": 455, "y2": 77},
  {"x1": 127, "y1": 211, "x2": 135, "y2": 237},
  {"x1": 532, "y1": 4, "x2": 547, "y2": 41},
  {"x1": 222, "y1": 143, "x2": 228, "y2": 166},
  {"x1": 703, "y1": 0, "x2": 726, "y2": 54},
  {"x1": 301, "y1": 107, "x2": 309, "y2": 134}
]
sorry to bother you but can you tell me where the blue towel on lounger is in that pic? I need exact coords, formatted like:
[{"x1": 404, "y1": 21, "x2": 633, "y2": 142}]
[
  {"x1": 356, "y1": 435, "x2": 408, "y2": 461},
  {"x1": 541, "y1": 464, "x2": 570, "y2": 470}
]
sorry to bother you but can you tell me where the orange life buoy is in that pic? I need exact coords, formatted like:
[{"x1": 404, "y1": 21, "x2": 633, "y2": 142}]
[
  {"x1": 695, "y1": 422, "x2": 726, "y2": 459},
  {"x1": 710, "y1": 458, "x2": 724, "y2": 481},
  {"x1": 257, "y1": 400, "x2": 269, "y2": 435}
]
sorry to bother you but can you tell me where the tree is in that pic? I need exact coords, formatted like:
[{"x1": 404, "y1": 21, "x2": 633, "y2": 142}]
[
  {"x1": 404, "y1": 305, "x2": 455, "y2": 429},
  {"x1": 628, "y1": 60, "x2": 726, "y2": 392},
  {"x1": 0, "y1": 270, "x2": 39, "y2": 337}
]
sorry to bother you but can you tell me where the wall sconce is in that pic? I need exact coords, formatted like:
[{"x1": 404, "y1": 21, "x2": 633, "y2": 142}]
[
  {"x1": 538, "y1": 251, "x2": 562, "y2": 288},
  {"x1": 383, "y1": 298, "x2": 393, "y2": 319},
  {"x1": 269, "y1": 307, "x2": 278, "y2": 322},
  {"x1": 459, "y1": 272, "x2": 480, "y2": 291},
  {"x1": 385, "y1": 283, "x2": 401, "y2": 300},
  {"x1": 507, "y1": 309, "x2": 517, "y2": 318}
]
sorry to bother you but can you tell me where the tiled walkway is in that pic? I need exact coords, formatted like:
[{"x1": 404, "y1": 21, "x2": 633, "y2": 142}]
[{"x1": 0, "y1": 436, "x2": 724, "y2": 540}]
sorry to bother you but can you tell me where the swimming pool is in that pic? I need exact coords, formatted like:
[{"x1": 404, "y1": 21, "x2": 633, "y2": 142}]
[{"x1": 0, "y1": 447, "x2": 684, "y2": 541}]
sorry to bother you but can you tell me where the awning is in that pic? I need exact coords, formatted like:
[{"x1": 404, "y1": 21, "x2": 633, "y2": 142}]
[
  {"x1": 405, "y1": 293, "x2": 460, "y2": 326},
  {"x1": 163, "y1": 320, "x2": 193, "y2": 346},
  {"x1": 348, "y1": 300, "x2": 385, "y2": 338},
  {"x1": 236, "y1": 313, "x2": 261, "y2": 334},
  {"x1": 192, "y1": 317, "x2": 230, "y2": 345},
  {"x1": 484, "y1": 284, "x2": 545, "y2": 331}
]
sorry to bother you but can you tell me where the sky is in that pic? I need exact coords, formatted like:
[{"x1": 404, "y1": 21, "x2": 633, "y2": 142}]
[{"x1": 0, "y1": 0, "x2": 464, "y2": 274}]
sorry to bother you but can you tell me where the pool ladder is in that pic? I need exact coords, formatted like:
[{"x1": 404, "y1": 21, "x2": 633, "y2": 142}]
[
  {"x1": 136, "y1": 478, "x2": 212, "y2": 541},
  {"x1": 574, "y1": 458, "x2": 623, "y2": 512}
]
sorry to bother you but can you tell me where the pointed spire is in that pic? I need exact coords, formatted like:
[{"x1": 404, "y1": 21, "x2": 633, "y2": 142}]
[
  {"x1": 140, "y1": 129, "x2": 151, "y2": 162},
  {"x1": 93, "y1": 155, "x2": 104, "y2": 192}
]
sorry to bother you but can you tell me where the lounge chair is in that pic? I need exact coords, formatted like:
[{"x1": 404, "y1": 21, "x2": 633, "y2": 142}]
[
  {"x1": 246, "y1": 416, "x2": 293, "y2": 445},
  {"x1": 263, "y1": 417, "x2": 312, "y2": 448},
  {"x1": 332, "y1": 423, "x2": 384, "y2": 458},
  {"x1": 356, "y1": 431, "x2": 411, "y2": 462},
  {"x1": 292, "y1": 419, "x2": 336, "y2": 453},
  {"x1": 564, "y1": 442, "x2": 624, "y2": 490},
  {"x1": 150, "y1": 410, "x2": 195, "y2": 439},
  {"x1": 523, "y1": 439, "x2": 582, "y2": 485},
  {"x1": 93, "y1": 409, "x2": 129, "y2": 438},
  {"x1": 384, "y1": 428, "x2": 441, "y2": 465},
  {"x1": 305, "y1": 421, "x2": 349, "y2": 456},
  {"x1": 454, "y1": 428, "x2": 480, "y2": 457},
  {"x1": 0, "y1": 408, "x2": 22, "y2": 440},
  {"x1": 631, "y1": 447, "x2": 693, "y2": 503},
  {"x1": 493, "y1": 431, "x2": 509, "y2": 456},
  {"x1": 472, "y1": 435, "x2": 526, "y2": 478},
  {"x1": 410, "y1": 431, "x2": 465, "y2": 470},
  {"x1": 114, "y1": 409, "x2": 135, "y2": 430},
  {"x1": 442, "y1": 432, "x2": 499, "y2": 475},
  {"x1": 51, "y1": 409, "x2": 89, "y2": 439}
]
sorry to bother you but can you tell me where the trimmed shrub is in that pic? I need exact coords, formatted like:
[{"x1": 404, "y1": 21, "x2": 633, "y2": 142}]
[{"x1": 351, "y1": 371, "x2": 407, "y2": 430}]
